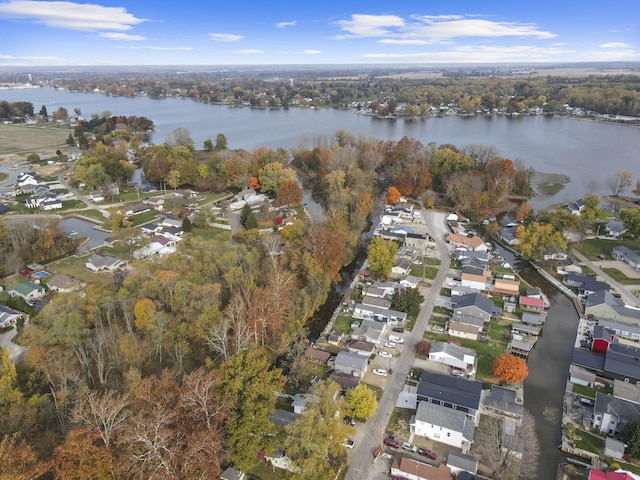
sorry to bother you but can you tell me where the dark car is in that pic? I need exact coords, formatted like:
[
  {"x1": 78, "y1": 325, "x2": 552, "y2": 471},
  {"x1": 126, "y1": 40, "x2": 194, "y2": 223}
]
[
  {"x1": 418, "y1": 447, "x2": 437, "y2": 459},
  {"x1": 597, "y1": 254, "x2": 605, "y2": 260},
  {"x1": 384, "y1": 436, "x2": 401, "y2": 448},
  {"x1": 392, "y1": 327, "x2": 405, "y2": 333}
]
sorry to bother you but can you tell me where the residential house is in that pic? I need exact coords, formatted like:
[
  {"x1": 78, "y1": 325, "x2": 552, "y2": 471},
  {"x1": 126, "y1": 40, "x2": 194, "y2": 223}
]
[
  {"x1": 481, "y1": 385, "x2": 524, "y2": 423},
  {"x1": 125, "y1": 203, "x2": 151, "y2": 216},
  {"x1": 416, "y1": 371, "x2": 482, "y2": 426},
  {"x1": 219, "y1": 466, "x2": 245, "y2": 480},
  {"x1": 0, "y1": 305, "x2": 24, "y2": 328},
  {"x1": 603, "y1": 344, "x2": 640, "y2": 384},
  {"x1": 428, "y1": 341, "x2": 477, "y2": 371},
  {"x1": 585, "y1": 291, "x2": 640, "y2": 324},
  {"x1": 398, "y1": 274, "x2": 420, "y2": 289},
  {"x1": 361, "y1": 295, "x2": 391, "y2": 309},
  {"x1": 85, "y1": 253, "x2": 126, "y2": 272},
  {"x1": 46, "y1": 274, "x2": 83, "y2": 293},
  {"x1": 588, "y1": 468, "x2": 636, "y2": 480},
  {"x1": 448, "y1": 317, "x2": 484, "y2": 341},
  {"x1": 592, "y1": 325, "x2": 617, "y2": 354},
  {"x1": 380, "y1": 211, "x2": 403, "y2": 225},
  {"x1": 140, "y1": 222, "x2": 163, "y2": 234},
  {"x1": 460, "y1": 272, "x2": 491, "y2": 292},
  {"x1": 333, "y1": 351, "x2": 368, "y2": 378},
  {"x1": 291, "y1": 393, "x2": 316, "y2": 414},
  {"x1": 568, "y1": 198, "x2": 585, "y2": 216},
  {"x1": 511, "y1": 323, "x2": 541, "y2": 336},
  {"x1": 390, "y1": 455, "x2": 452, "y2": 480},
  {"x1": 16, "y1": 172, "x2": 40, "y2": 187},
  {"x1": 569, "y1": 364, "x2": 596, "y2": 388},
  {"x1": 353, "y1": 304, "x2": 407, "y2": 325},
  {"x1": 351, "y1": 319, "x2": 387, "y2": 345},
  {"x1": 507, "y1": 336, "x2": 535, "y2": 358},
  {"x1": 42, "y1": 198, "x2": 63, "y2": 210},
  {"x1": 8, "y1": 282, "x2": 45, "y2": 302},
  {"x1": 564, "y1": 273, "x2": 610, "y2": 297},
  {"x1": 498, "y1": 227, "x2": 518, "y2": 246},
  {"x1": 413, "y1": 401, "x2": 475, "y2": 453},
  {"x1": 598, "y1": 318, "x2": 640, "y2": 342},
  {"x1": 446, "y1": 233, "x2": 489, "y2": 253},
  {"x1": 493, "y1": 278, "x2": 520, "y2": 298},
  {"x1": 391, "y1": 257, "x2": 412, "y2": 276},
  {"x1": 305, "y1": 348, "x2": 330, "y2": 365},
  {"x1": 455, "y1": 251, "x2": 490, "y2": 263},
  {"x1": 270, "y1": 409, "x2": 299, "y2": 428},
  {"x1": 557, "y1": 258, "x2": 583, "y2": 275},
  {"x1": 362, "y1": 285, "x2": 388, "y2": 298},
  {"x1": 160, "y1": 218, "x2": 183, "y2": 229},
  {"x1": 519, "y1": 296, "x2": 545, "y2": 312},
  {"x1": 347, "y1": 339, "x2": 376, "y2": 357},
  {"x1": 25, "y1": 185, "x2": 59, "y2": 209},
  {"x1": 451, "y1": 293, "x2": 494, "y2": 322},
  {"x1": 521, "y1": 312, "x2": 546, "y2": 326},
  {"x1": 604, "y1": 221, "x2": 626, "y2": 238},
  {"x1": 446, "y1": 451, "x2": 479, "y2": 475},
  {"x1": 592, "y1": 391, "x2": 640, "y2": 436},
  {"x1": 612, "y1": 246, "x2": 640, "y2": 271}
]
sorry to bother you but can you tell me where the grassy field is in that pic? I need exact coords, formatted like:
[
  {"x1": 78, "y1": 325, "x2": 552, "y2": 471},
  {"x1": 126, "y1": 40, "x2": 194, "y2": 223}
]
[
  {"x1": 575, "y1": 429, "x2": 604, "y2": 454},
  {"x1": 601, "y1": 267, "x2": 640, "y2": 285},
  {"x1": 577, "y1": 238, "x2": 640, "y2": 261},
  {"x1": 0, "y1": 123, "x2": 73, "y2": 154}
]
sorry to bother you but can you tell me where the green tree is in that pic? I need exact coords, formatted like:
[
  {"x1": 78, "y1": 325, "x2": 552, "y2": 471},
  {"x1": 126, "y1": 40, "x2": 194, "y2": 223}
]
[
  {"x1": 620, "y1": 419, "x2": 640, "y2": 458},
  {"x1": 66, "y1": 133, "x2": 75, "y2": 146},
  {"x1": 182, "y1": 216, "x2": 192, "y2": 233},
  {"x1": 219, "y1": 349, "x2": 284, "y2": 472},
  {"x1": 166, "y1": 169, "x2": 181, "y2": 190},
  {"x1": 239, "y1": 203, "x2": 258, "y2": 230},
  {"x1": 215, "y1": 133, "x2": 228, "y2": 151},
  {"x1": 620, "y1": 208, "x2": 640, "y2": 237},
  {"x1": 284, "y1": 380, "x2": 353, "y2": 479},
  {"x1": 516, "y1": 222, "x2": 567, "y2": 260},
  {"x1": 391, "y1": 287, "x2": 425, "y2": 317},
  {"x1": 258, "y1": 162, "x2": 296, "y2": 195},
  {"x1": 367, "y1": 237, "x2": 399, "y2": 277},
  {"x1": 346, "y1": 383, "x2": 378, "y2": 420},
  {"x1": 203, "y1": 138, "x2": 213, "y2": 152}
]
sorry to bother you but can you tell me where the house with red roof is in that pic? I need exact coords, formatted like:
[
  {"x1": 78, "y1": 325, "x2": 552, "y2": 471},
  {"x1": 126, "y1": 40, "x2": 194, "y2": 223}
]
[{"x1": 519, "y1": 295, "x2": 545, "y2": 312}]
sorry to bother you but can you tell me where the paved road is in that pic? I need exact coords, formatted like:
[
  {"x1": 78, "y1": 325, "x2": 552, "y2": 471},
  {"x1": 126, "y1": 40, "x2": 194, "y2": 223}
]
[
  {"x1": 571, "y1": 249, "x2": 640, "y2": 305},
  {"x1": 345, "y1": 208, "x2": 450, "y2": 480}
]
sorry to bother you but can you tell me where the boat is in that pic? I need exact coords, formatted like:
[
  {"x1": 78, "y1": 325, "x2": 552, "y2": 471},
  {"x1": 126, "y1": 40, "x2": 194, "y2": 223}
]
[{"x1": 67, "y1": 230, "x2": 78, "y2": 236}]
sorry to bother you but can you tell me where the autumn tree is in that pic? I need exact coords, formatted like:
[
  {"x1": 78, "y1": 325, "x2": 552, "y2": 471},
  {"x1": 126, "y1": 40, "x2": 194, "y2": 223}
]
[
  {"x1": 53, "y1": 428, "x2": 117, "y2": 480},
  {"x1": 367, "y1": 237, "x2": 399, "y2": 277},
  {"x1": 607, "y1": 170, "x2": 633, "y2": 196},
  {"x1": 346, "y1": 383, "x2": 378, "y2": 420},
  {"x1": 516, "y1": 222, "x2": 567, "y2": 261},
  {"x1": 493, "y1": 353, "x2": 529, "y2": 384},
  {"x1": 415, "y1": 339, "x2": 431, "y2": 358},
  {"x1": 386, "y1": 186, "x2": 401, "y2": 204},
  {"x1": 0, "y1": 433, "x2": 50, "y2": 480},
  {"x1": 473, "y1": 410, "x2": 540, "y2": 480},
  {"x1": 275, "y1": 178, "x2": 303, "y2": 207},
  {"x1": 620, "y1": 208, "x2": 640, "y2": 237},
  {"x1": 258, "y1": 162, "x2": 296, "y2": 195}
]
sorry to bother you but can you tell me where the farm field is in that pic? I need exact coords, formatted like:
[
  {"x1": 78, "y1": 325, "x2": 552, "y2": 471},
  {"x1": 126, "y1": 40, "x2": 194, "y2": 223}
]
[{"x1": 0, "y1": 123, "x2": 72, "y2": 155}]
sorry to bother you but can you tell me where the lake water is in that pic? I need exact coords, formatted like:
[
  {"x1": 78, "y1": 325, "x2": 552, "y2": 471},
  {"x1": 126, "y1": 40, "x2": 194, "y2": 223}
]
[{"x1": 2, "y1": 87, "x2": 639, "y2": 210}]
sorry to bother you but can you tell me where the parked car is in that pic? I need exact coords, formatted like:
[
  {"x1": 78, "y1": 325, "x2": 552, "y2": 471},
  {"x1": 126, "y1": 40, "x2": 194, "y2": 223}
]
[
  {"x1": 373, "y1": 448, "x2": 381, "y2": 458},
  {"x1": 344, "y1": 416, "x2": 356, "y2": 426},
  {"x1": 384, "y1": 341, "x2": 397, "y2": 349},
  {"x1": 392, "y1": 327, "x2": 405, "y2": 333},
  {"x1": 402, "y1": 441, "x2": 417, "y2": 452},
  {"x1": 373, "y1": 369, "x2": 388, "y2": 376},
  {"x1": 389, "y1": 335, "x2": 404, "y2": 344},
  {"x1": 379, "y1": 351, "x2": 392, "y2": 358},
  {"x1": 344, "y1": 439, "x2": 355, "y2": 449},
  {"x1": 451, "y1": 369, "x2": 465, "y2": 377},
  {"x1": 597, "y1": 254, "x2": 605, "y2": 260},
  {"x1": 384, "y1": 436, "x2": 401, "y2": 448},
  {"x1": 418, "y1": 447, "x2": 437, "y2": 459}
]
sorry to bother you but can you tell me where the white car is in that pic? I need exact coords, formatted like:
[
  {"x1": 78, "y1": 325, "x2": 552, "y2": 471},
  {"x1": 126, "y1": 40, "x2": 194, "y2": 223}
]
[
  {"x1": 373, "y1": 369, "x2": 388, "y2": 376},
  {"x1": 389, "y1": 335, "x2": 404, "y2": 344},
  {"x1": 402, "y1": 441, "x2": 417, "y2": 452},
  {"x1": 379, "y1": 351, "x2": 392, "y2": 358},
  {"x1": 384, "y1": 341, "x2": 396, "y2": 349},
  {"x1": 451, "y1": 369, "x2": 465, "y2": 377}
]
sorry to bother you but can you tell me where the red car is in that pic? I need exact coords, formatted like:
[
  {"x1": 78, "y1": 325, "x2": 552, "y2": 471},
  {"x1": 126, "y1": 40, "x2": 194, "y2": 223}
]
[
  {"x1": 373, "y1": 448, "x2": 381, "y2": 458},
  {"x1": 384, "y1": 437, "x2": 401, "y2": 448},
  {"x1": 418, "y1": 447, "x2": 437, "y2": 459}
]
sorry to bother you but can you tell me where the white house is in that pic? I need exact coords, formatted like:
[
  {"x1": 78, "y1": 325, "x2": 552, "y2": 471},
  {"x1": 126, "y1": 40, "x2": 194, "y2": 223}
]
[
  {"x1": 413, "y1": 401, "x2": 475, "y2": 453},
  {"x1": 353, "y1": 304, "x2": 407, "y2": 325},
  {"x1": 398, "y1": 275, "x2": 421, "y2": 289},
  {"x1": 428, "y1": 341, "x2": 476, "y2": 371}
]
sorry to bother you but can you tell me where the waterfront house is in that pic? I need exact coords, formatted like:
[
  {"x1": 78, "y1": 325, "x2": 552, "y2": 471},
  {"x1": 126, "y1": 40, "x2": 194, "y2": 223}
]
[
  {"x1": 428, "y1": 341, "x2": 477, "y2": 371},
  {"x1": 412, "y1": 401, "x2": 475, "y2": 453},
  {"x1": 451, "y1": 293, "x2": 494, "y2": 322},
  {"x1": 480, "y1": 385, "x2": 524, "y2": 423},
  {"x1": 592, "y1": 391, "x2": 640, "y2": 436},
  {"x1": 519, "y1": 295, "x2": 545, "y2": 312},
  {"x1": 585, "y1": 291, "x2": 640, "y2": 324},
  {"x1": 446, "y1": 451, "x2": 479, "y2": 476},
  {"x1": 604, "y1": 221, "x2": 626, "y2": 238},
  {"x1": 416, "y1": 371, "x2": 482, "y2": 426},
  {"x1": 493, "y1": 278, "x2": 520, "y2": 297}
]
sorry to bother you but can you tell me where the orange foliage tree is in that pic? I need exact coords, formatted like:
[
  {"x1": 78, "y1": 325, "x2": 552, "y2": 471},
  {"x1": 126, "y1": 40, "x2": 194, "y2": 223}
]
[
  {"x1": 386, "y1": 186, "x2": 401, "y2": 204},
  {"x1": 493, "y1": 353, "x2": 528, "y2": 384}
]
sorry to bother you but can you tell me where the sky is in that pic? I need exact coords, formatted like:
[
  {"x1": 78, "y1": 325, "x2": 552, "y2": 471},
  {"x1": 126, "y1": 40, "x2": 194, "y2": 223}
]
[{"x1": 0, "y1": 0, "x2": 638, "y2": 67}]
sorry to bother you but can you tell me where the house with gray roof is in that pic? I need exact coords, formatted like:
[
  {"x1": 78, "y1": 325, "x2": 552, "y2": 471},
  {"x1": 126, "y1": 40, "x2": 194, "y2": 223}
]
[
  {"x1": 446, "y1": 451, "x2": 479, "y2": 475},
  {"x1": 417, "y1": 371, "x2": 482, "y2": 426},
  {"x1": 612, "y1": 246, "x2": 640, "y2": 271},
  {"x1": 413, "y1": 401, "x2": 475, "y2": 453},
  {"x1": 347, "y1": 339, "x2": 376, "y2": 357},
  {"x1": 428, "y1": 341, "x2": 477, "y2": 371},
  {"x1": 0, "y1": 305, "x2": 24, "y2": 328},
  {"x1": 593, "y1": 391, "x2": 640, "y2": 436},
  {"x1": 603, "y1": 344, "x2": 640, "y2": 384},
  {"x1": 391, "y1": 257, "x2": 412, "y2": 276},
  {"x1": 85, "y1": 253, "x2": 126, "y2": 272},
  {"x1": 605, "y1": 221, "x2": 626, "y2": 238},
  {"x1": 481, "y1": 385, "x2": 524, "y2": 421},
  {"x1": 398, "y1": 274, "x2": 421, "y2": 289},
  {"x1": 47, "y1": 274, "x2": 83, "y2": 293},
  {"x1": 353, "y1": 303, "x2": 407, "y2": 325},
  {"x1": 334, "y1": 351, "x2": 368, "y2": 378},
  {"x1": 521, "y1": 312, "x2": 546, "y2": 326},
  {"x1": 220, "y1": 466, "x2": 245, "y2": 480},
  {"x1": 564, "y1": 273, "x2": 610, "y2": 297},
  {"x1": 585, "y1": 290, "x2": 640, "y2": 324},
  {"x1": 270, "y1": 409, "x2": 299, "y2": 428},
  {"x1": 451, "y1": 293, "x2": 493, "y2": 322},
  {"x1": 361, "y1": 295, "x2": 391, "y2": 309},
  {"x1": 598, "y1": 318, "x2": 640, "y2": 342}
]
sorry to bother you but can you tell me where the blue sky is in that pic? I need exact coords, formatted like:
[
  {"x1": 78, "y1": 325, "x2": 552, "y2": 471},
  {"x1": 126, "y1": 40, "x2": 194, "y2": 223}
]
[{"x1": 0, "y1": 0, "x2": 638, "y2": 66}]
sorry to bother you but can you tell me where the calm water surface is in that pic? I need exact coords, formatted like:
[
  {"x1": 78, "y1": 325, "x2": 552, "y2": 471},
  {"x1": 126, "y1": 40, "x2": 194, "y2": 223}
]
[{"x1": 2, "y1": 88, "x2": 639, "y2": 209}]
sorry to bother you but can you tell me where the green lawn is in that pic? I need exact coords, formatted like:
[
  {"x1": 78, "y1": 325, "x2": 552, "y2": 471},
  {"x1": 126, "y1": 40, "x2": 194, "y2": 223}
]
[
  {"x1": 66, "y1": 209, "x2": 106, "y2": 222},
  {"x1": 46, "y1": 254, "x2": 113, "y2": 286},
  {"x1": 189, "y1": 227, "x2": 231, "y2": 242},
  {"x1": 333, "y1": 315, "x2": 355, "y2": 334},
  {"x1": 487, "y1": 320, "x2": 511, "y2": 345},
  {"x1": 574, "y1": 429, "x2": 604, "y2": 454},
  {"x1": 411, "y1": 264, "x2": 439, "y2": 279},
  {"x1": 577, "y1": 238, "x2": 640, "y2": 261},
  {"x1": 439, "y1": 287, "x2": 452, "y2": 297},
  {"x1": 572, "y1": 383, "x2": 613, "y2": 398},
  {"x1": 601, "y1": 268, "x2": 640, "y2": 285}
]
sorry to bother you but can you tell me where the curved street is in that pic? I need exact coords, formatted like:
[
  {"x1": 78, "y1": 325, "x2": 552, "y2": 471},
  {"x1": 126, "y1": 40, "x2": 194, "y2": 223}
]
[{"x1": 344, "y1": 208, "x2": 450, "y2": 480}]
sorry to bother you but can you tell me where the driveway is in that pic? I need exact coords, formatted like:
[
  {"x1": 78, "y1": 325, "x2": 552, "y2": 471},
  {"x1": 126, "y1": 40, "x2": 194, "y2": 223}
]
[{"x1": 344, "y1": 209, "x2": 450, "y2": 480}]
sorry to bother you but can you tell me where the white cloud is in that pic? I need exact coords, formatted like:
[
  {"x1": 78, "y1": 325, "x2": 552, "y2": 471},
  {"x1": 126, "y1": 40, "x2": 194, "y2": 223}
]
[
  {"x1": 233, "y1": 49, "x2": 264, "y2": 54},
  {"x1": 362, "y1": 44, "x2": 573, "y2": 62},
  {"x1": 208, "y1": 32, "x2": 243, "y2": 42},
  {"x1": 335, "y1": 13, "x2": 556, "y2": 41},
  {"x1": 278, "y1": 49, "x2": 322, "y2": 55},
  {"x1": 0, "y1": 54, "x2": 68, "y2": 61},
  {"x1": 599, "y1": 42, "x2": 631, "y2": 48},
  {"x1": 276, "y1": 20, "x2": 297, "y2": 28},
  {"x1": 0, "y1": 0, "x2": 146, "y2": 31},
  {"x1": 335, "y1": 14, "x2": 405, "y2": 38},
  {"x1": 99, "y1": 32, "x2": 146, "y2": 41}
]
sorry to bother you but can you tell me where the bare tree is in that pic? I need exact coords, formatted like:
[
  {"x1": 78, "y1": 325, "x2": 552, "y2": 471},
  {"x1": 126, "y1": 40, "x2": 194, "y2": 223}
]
[
  {"x1": 180, "y1": 368, "x2": 228, "y2": 430},
  {"x1": 473, "y1": 410, "x2": 540, "y2": 480},
  {"x1": 607, "y1": 170, "x2": 633, "y2": 197},
  {"x1": 165, "y1": 127, "x2": 194, "y2": 147},
  {"x1": 71, "y1": 389, "x2": 130, "y2": 447}
]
